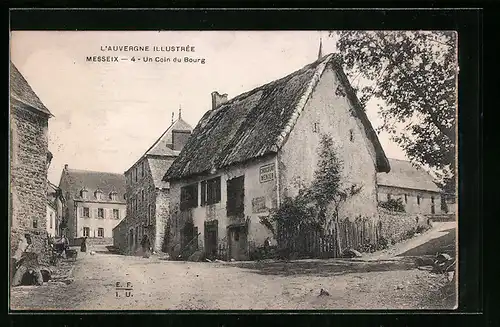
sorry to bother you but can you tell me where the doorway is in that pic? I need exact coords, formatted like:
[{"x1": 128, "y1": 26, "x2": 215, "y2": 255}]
[
  {"x1": 228, "y1": 224, "x2": 248, "y2": 261},
  {"x1": 204, "y1": 220, "x2": 218, "y2": 260}
]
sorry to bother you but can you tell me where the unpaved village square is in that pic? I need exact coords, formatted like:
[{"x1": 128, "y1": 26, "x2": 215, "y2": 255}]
[{"x1": 10, "y1": 222, "x2": 456, "y2": 310}]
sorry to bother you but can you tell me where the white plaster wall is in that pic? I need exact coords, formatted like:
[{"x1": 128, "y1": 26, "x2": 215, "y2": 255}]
[
  {"x1": 279, "y1": 64, "x2": 379, "y2": 220},
  {"x1": 169, "y1": 155, "x2": 277, "y2": 253},
  {"x1": 378, "y1": 185, "x2": 441, "y2": 215},
  {"x1": 46, "y1": 205, "x2": 57, "y2": 237},
  {"x1": 76, "y1": 202, "x2": 126, "y2": 238}
]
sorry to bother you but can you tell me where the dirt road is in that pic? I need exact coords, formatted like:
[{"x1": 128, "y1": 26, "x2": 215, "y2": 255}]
[{"x1": 10, "y1": 245, "x2": 454, "y2": 310}]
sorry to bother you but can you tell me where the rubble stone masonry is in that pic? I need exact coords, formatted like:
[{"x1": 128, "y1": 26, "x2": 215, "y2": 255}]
[{"x1": 10, "y1": 105, "x2": 50, "y2": 265}]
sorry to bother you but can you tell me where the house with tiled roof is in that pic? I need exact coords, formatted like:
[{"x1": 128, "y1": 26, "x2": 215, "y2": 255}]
[
  {"x1": 163, "y1": 53, "x2": 390, "y2": 261},
  {"x1": 58, "y1": 165, "x2": 127, "y2": 245},
  {"x1": 113, "y1": 111, "x2": 193, "y2": 254},
  {"x1": 377, "y1": 158, "x2": 442, "y2": 215},
  {"x1": 10, "y1": 61, "x2": 53, "y2": 270}
]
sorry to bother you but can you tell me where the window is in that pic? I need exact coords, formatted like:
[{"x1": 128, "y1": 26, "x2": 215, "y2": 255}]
[
  {"x1": 387, "y1": 194, "x2": 392, "y2": 201},
  {"x1": 147, "y1": 204, "x2": 152, "y2": 225},
  {"x1": 98, "y1": 208, "x2": 104, "y2": 218},
  {"x1": 113, "y1": 209, "x2": 120, "y2": 220},
  {"x1": 201, "y1": 176, "x2": 221, "y2": 206},
  {"x1": 83, "y1": 227, "x2": 90, "y2": 237},
  {"x1": 141, "y1": 189, "x2": 145, "y2": 202},
  {"x1": 313, "y1": 122, "x2": 320, "y2": 133},
  {"x1": 95, "y1": 190, "x2": 103, "y2": 200},
  {"x1": 81, "y1": 188, "x2": 88, "y2": 199},
  {"x1": 50, "y1": 213, "x2": 53, "y2": 228},
  {"x1": 141, "y1": 161, "x2": 145, "y2": 177},
  {"x1": 98, "y1": 228, "x2": 104, "y2": 238},
  {"x1": 349, "y1": 129, "x2": 354, "y2": 142},
  {"x1": 404, "y1": 194, "x2": 408, "y2": 203},
  {"x1": 180, "y1": 183, "x2": 198, "y2": 211},
  {"x1": 431, "y1": 196, "x2": 435, "y2": 204},
  {"x1": 227, "y1": 175, "x2": 245, "y2": 217},
  {"x1": 110, "y1": 191, "x2": 118, "y2": 201},
  {"x1": 135, "y1": 168, "x2": 138, "y2": 182},
  {"x1": 83, "y1": 207, "x2": 90, "y2": 218},
  {"x1": 417, "y1": 195, "x2": 421, "y2": 205},
  {"x1": 32, "y1": 219, "x2": 38, "y2": 229}
]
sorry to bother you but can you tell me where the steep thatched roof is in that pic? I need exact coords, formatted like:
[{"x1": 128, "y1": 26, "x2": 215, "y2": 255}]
[
  {"x1": 164, "y1": 54, "x2": 390, "y2": 181},
  {"x1": 377, "y1": 159, "x2": 441, "y2": 193},
  {"x1": 10, "y1": 61, "x2": 52, "y2": 116}
]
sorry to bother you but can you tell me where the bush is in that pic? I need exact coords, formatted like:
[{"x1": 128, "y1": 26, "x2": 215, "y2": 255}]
[
  {"x1": 249, "y1": 246, "x2": 279, "y2": 261},
  {"x1": 378, "y1": 198, "x2": 406, "y2": 212}
]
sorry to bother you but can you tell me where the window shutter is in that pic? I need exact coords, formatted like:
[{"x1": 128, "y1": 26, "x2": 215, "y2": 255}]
[
  {"x1": 93, "y1": 208, "x2": 98, "y2": 218},
  {"x1": 216, "y1": 178, "x2": 221, "y2": 203},
  {"x1": 201, "y1": 181, "x2": 206, "y2": 206},
  {"x1": 79, "y1": 206, "x2": 83, "y2": 217}
]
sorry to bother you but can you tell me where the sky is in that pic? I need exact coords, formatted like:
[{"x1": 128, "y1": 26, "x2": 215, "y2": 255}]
[{"x1": 10, "y1": 31, "x2": 407, "y2": 185}]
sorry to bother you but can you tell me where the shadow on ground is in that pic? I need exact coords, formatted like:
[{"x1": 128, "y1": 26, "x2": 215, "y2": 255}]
[
  {"x1": 398, "y1": 228, "x2": 456, "y2": 257},
  {"x1": 94, "y1": 246, "x2": 122, "y2": 255},
  {"x1": 233, "y1": 258, "x2": 418, "y2": 277}
]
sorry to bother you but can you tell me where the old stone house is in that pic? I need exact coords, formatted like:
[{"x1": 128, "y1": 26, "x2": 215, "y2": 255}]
[
  {"x1": 113, "y1": 112, "x2": 192, "y2": 254},
  {"x1": 377, "y1": 158, "x2": 442, "y2": 215},
  {"x1": 163, "y1": 53, "x2": 390, "y2": 261},
  {"x1": 10, "y1": 61, "x2": 53, "y2": 266},
  {"x1": 46, "y1": 181, "x2": 65, "y2": 237},
  {"x1": 58, "y1": 165, "x2": 126, "y2": 245}
]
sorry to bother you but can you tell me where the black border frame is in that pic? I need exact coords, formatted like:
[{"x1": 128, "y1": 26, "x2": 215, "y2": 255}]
[{"x1": 5, "y1": 7, "x2": 484, "y2": 327}]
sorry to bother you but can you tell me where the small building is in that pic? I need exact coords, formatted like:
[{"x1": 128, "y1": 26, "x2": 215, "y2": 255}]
[
  {"x1": 10, "y1": 61, "x2": 53, "y2": 266},
  {"x1": 163, "y1": 53, "x2": 390, "y2": 261},
  {"x1": 377, "y1": 158, "x2": 442, "y2": 215},
  {"x1": 46, "y1": 181, "x2": 65, "y2": 237},
  {"x1": 114, "y1": 111, "x2": 193, "y2": 254},
  {"x1": 58, "y1": 165, "x2": 127, "y2": 245}
]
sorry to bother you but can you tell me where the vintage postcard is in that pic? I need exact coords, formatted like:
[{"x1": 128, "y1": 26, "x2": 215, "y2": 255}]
[{"x1": 9, "y1": 30, "x2": 458, "y2": 310}]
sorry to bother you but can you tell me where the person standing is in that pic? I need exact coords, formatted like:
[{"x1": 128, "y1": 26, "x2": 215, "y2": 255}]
[
  {"x1": 80, "y1": 236, "x2": 87, "y2": 253},
  {"x1": 141, "y1": 235, "x2": 151, "y2": 258}
]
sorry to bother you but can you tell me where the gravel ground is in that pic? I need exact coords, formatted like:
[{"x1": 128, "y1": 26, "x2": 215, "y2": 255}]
[{"x1": 10, "y1": 245, "x2": 456, "y2": 310}]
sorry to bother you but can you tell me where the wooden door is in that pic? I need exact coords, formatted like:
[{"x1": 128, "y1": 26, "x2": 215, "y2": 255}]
[
  {"x1": 204, "y1": 220, "x2": 218, "y2": 259},
  {"x1": 228, "y1": 225, "x2": 248, "y2": 261}
]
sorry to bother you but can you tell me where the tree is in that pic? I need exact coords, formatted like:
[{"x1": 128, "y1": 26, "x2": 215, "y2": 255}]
[{"x1": 332, "y1": 31, "x2": 457, "y2": 193}]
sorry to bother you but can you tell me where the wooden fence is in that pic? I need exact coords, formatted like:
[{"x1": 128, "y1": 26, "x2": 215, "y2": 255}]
[{"x1": 276, "y1": 217, "x2": 382, "y2": 258}]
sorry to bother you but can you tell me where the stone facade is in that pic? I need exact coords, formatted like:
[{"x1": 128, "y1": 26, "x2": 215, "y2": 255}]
[
  {"x1": 378, "y1": 208, "x2": 431, "y2": 244},
  {"x1": 115, "y1": 116, "x2": 192, "y2": 255},
  {"x1": 10, "y1": 68, "x2": 52, "y2": 267}
]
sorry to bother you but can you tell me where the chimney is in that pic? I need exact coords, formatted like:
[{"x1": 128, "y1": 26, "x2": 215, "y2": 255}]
[
  {"x1": 172, "y1": 130, "x2": 191, "y2": 151},
  {"x1": 211, "y1": 91, "x2": 228, "y2": 110}
]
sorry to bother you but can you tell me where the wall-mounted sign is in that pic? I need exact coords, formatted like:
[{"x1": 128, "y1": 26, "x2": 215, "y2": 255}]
[
  {"x1": 252, "y1": 197, "x2": 267, "y2": 213},
  {"x1": 259, "y1": 163, "x2": 275, "y2": 183}
]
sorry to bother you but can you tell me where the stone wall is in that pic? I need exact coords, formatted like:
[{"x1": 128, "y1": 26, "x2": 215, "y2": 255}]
[
  {"x1": 112, "y1": 218, "x2": 128, "y2": 253},
  {"x1": 155, "y1": 189, "x2": 170, "y2": 252},
  {"x1": 124, "y1": 158, "x2": 158, "y2": 254},
  {"x1": 10, "y1": 105, "x2": 50, "y2": 265},
  {"x1": 378, "y1": 208, "x2": 431, "y2": 244}
]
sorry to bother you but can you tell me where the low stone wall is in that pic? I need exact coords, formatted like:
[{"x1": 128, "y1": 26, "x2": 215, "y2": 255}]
[
  {"x1": 72, "y1": 237, "x2": 113, "y2": 247},
  {"x1": 378, "y1": 208, "x2": 431, "y2": 244}
]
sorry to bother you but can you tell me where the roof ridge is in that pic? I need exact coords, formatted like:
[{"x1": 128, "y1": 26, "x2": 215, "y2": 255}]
[
  {"x1": 218, "y1": 53, "x2": 336, "y2": 110},
  {"x1": 125, "y1": 118, "x2": 184, "y2": 173},
  {"x1": 66, "y1": 168, "x2": 124, "y2": 175}
]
